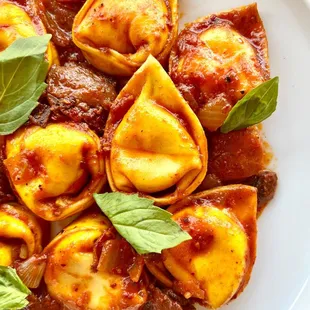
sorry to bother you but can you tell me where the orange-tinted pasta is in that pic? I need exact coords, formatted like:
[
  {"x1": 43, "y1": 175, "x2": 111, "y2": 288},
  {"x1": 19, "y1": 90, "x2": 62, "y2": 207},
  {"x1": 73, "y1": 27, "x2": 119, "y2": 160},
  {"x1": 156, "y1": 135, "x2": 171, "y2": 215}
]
[
  {"x1": 146, "y1": 185, "x2": 257, "y2": 308},
  {"x1": 73, "y1": 0, "x2": 178, "y2": 75},
  {"x1": 170, "y1": 3, "x2": 269, "y2": 131},
  {"x1": 104, "y1": 55, "x2": 208, "y2": 205}
]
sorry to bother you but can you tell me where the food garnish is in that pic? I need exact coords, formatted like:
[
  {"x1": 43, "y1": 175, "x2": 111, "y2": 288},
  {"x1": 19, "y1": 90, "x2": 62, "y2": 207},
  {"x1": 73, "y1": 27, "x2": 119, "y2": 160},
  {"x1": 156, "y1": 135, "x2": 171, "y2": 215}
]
[
  {"x1": 94, "y1": 192, "x2": 192, "y2": 254},
  {"x1": 0, "y1": 266, "x2": 31, "y2": 310},
  {"x1": 0, "y1": 35, "x2": 51, "y2": 135},
  {"x1": 221, "y1": 77, "x2": 279, "y2": 133}
]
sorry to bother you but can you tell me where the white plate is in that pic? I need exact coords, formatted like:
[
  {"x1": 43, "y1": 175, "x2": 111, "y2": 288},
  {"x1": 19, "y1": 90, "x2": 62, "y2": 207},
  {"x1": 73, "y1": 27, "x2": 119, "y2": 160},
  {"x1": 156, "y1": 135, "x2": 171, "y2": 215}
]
[{"x1": 179, "y1": 0, "x2": 310, "y2": 309}]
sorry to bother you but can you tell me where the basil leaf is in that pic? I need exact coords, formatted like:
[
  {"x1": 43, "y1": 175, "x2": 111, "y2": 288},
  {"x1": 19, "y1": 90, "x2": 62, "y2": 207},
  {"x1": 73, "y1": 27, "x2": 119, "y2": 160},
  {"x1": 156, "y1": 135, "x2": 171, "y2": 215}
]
[
  {"x1": 0, "y1": 266, "x2": 31, "y2": 309},
  {"x1": 0, "y1": 35, "x2": 51, "y2": 135},
  {"x1": 221, "y1": 76, "x2": 279, "y2": 133},
  {"x1": 94, "y1": 192, "x2": 192, "y2": 254}
]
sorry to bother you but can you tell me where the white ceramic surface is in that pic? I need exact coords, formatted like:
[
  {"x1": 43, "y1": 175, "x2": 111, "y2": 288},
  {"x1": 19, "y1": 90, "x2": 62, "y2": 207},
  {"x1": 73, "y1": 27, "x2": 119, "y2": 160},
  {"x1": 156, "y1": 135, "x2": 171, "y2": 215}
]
[{"x1": 179, "y1": 0, "x2": 310, "y2": 309}]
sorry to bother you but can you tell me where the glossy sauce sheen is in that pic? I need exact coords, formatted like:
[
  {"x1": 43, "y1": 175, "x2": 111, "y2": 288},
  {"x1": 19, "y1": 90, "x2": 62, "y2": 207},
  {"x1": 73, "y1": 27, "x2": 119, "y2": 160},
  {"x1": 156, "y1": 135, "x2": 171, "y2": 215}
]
[
  {"x1": 35, "y1": 0, "x2": 85, "y2": 47},
  {"x1": 0, "y1": 2, "x2": 278, "y2": 310},
  {"x1": 43, "y1": 212, "x2": 148, "y2": 309},
  {"x1": 4, "y1": 123, "x2": 106, "y2": 221},
  {"x1": 0, "y1": 0, "x2": 59, "y2": 67},
  {"x1": 73, "y1": 0, "x2": 178, "y2": 75},
  {"x1": 169, "y1": 3, "x2": 269, "y2": 131},
  {"x1": 104, "y1": 56, "x2": 208, "y2": 205},
  {"x1": 47, "y1": 62, "x2": 117, "y2": 134},
  {"x1": 208, "y1": 126, "x2": 264, "y2": 181},
  {"x1": 0, "y1": 203, "x2": 43, "y2": 266},
  {"x1": 145, "y1": 185, "x2": 257, "y2": 309}
]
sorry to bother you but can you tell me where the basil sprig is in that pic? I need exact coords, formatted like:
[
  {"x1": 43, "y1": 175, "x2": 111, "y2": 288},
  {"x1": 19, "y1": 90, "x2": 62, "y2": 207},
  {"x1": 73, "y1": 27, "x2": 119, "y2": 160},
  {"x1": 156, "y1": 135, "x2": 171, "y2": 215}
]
[
  {"x1": 221, "y1": 76, "x2": 279, "y2": 133},
  {"x1": 0, "y1": 266, "x2": 31, "y2": 309},
  {"x1": 0, "y1": 35, "x2": 51, "y2": 135},
  {"x1": 94, "y1": 193, "x2": 192, "y2": 254}
]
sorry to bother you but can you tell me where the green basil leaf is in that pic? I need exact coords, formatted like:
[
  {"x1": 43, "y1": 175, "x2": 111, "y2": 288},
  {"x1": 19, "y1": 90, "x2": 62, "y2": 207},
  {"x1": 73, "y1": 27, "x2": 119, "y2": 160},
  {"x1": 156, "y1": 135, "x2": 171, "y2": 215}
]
[
  {"x1": 0, "y1": 266, "x2": 31, "y2": 309},
  {"x1": 94, "y1": 192, "x2": 192, "y2": 254},
  {"x1": 221, "y1": 76, "x2": 279, "y2": 133},
  {"x1": 0, "y1": 35, "x2": 51, "y2": 135}
]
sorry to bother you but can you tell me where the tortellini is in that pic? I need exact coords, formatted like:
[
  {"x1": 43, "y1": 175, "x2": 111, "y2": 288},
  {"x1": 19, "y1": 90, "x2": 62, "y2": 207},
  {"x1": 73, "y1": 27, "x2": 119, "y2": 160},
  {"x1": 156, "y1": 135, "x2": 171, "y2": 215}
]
[
  {"x1": 0, "y1": 0, "x2": 59, "y2": 67},
  {"x1": 4, "y1": 123, "x2": 105, "y2": 221},
  {"x1": 44, "y1": 212, "x2": 148, "y2": 309},
  {"x1": 73, "y1": 0, "x2": 178, "y2": 76},
  {"x1": 169, "y1": 3, "x2": 269, "y2": 131},
  {"x1": 145, "y1": 185, "x2": 257, "y2": 309},
  {"x1": 104, "y1": 55, "x2": 208, "y2": 205},
  {"x1": 0, "y1": 203, "x2": 42, "y2": 267}
]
